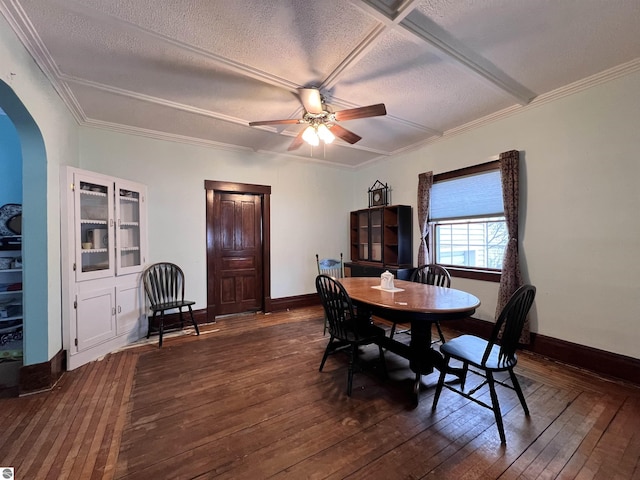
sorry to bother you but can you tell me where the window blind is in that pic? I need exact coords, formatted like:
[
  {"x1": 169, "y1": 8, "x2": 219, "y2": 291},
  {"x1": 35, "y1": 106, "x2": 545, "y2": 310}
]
[{"x1": 430, "y1": 169, "x2": 504, "y2": 221}]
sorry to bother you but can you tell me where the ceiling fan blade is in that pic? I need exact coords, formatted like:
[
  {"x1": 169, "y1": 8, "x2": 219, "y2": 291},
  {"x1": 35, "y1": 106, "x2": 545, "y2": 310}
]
[
  {"x1": 298, "y1": 88, "x2": 324, "y2": 114},
  {"x1": 334, "y1": 103, "x2": 387, "y2": 122},
  {"x1": 287, "y1": 128, "x2": 306, "y2": 151},
  {"x1": 249, "y1": 118, "x2": 301, "y2": 127},
  {"x1": 329, "y1": 124, "x2": 362, "y2": 144}
]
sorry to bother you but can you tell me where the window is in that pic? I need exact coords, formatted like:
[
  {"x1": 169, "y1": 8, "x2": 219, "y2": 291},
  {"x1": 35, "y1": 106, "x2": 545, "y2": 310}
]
[
  {"x1": 430, "y1": 161, "x2": 505, "y2": 281},
  {"x1": 434, "y1": 217, "x2": 507, "y2": 269}
]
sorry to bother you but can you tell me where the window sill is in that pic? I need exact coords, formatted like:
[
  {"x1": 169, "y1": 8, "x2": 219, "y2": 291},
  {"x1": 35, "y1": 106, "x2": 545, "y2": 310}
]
[{"x1": 446, "y1": 267, "x2": 501, "y2": 283}]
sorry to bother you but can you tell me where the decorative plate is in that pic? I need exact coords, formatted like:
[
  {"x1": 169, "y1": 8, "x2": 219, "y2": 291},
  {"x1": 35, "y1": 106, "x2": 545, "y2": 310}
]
[{"x1": 0, "y1": 204, "x2": 22, "y2": 236}]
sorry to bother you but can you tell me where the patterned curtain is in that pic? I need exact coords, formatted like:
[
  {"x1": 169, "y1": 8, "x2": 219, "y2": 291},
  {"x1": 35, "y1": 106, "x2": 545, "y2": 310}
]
[
  {"x1": 417, "y1": 171, "x2": 434, "y2": 266},
  {"x1": 496, "y1": 150, "x2": 528, "y2": 343}
]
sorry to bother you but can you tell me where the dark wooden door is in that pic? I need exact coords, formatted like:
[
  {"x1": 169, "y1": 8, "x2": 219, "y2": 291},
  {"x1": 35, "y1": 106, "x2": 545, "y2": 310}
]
[
  {"x1": 205, "y1": 180, "x2": 271, "y2": 321},
  {"x1": 214, "y1": 192, "x2": 263, "y2": 315}
]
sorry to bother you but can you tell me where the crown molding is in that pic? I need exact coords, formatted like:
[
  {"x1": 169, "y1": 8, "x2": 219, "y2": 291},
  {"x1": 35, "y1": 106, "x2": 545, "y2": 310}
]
[
  {"x1": 381, "y1": 57, "x2": 640, "y2": 163},
  {"x1": 62, "y1": 74, "x2": 253, "y2": 127},
  {"x1": 0, "y1": 0, "x2": 86, "y2": 123},
  {"x1": 83, "y1": 118, "x2": 370, "y2": 169},
  {"x1": 83, "y1": 118, "x2": 255, "y2": 153}
]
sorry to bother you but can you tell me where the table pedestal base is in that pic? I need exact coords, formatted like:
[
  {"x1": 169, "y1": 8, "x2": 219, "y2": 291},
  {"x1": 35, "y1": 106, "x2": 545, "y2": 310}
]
[
  {"x1": 340, "y1": 277, "x2": 479, "y2": 404},
  {"x1": 374, "y1": 319, "x2": 465, "y2": 404}
]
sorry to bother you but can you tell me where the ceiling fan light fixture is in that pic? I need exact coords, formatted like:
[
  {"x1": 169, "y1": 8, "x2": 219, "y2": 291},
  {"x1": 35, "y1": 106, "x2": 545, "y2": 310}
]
[
  {"x1": 317, "y1": 123, "x2": 335, "y2": 144},
  {"x1": 302, "y1": 125, "x2": 319, "y2": 146},
  {"x1": 249, "y1": 88, "x2": 386, "y2": 151}
]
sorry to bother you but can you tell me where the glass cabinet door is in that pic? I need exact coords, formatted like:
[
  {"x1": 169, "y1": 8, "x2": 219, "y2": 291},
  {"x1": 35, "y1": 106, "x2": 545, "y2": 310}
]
[
  {"x1": 115, "y1": 180, "x2": 146, "y2": 275},
  {"x1": 358, "y1": 211, "x2": 369, "y2": 260},
  {"x1": 75, "y1": 174, "x2": 114, "y2": 281},
  {"x1": 370, "y1": 208, "x2": 383, "y2": 262}
]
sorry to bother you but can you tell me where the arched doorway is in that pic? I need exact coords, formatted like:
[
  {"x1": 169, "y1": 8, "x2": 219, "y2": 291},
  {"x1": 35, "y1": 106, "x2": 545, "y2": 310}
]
[{"x1": 0, "y1": 80, "x2": 51, "y2": 395}]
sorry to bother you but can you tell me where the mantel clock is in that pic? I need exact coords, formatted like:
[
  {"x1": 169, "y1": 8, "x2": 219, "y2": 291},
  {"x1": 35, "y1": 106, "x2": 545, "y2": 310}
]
[{"x1": 368, "y1": 180, "x2": 389, "y2": 207}]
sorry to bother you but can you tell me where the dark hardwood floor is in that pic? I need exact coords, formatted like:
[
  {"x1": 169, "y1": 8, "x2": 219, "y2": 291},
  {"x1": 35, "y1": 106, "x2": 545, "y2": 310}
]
[{"x1": 1, "y1": 306, "x2": 639, "y2": 479}]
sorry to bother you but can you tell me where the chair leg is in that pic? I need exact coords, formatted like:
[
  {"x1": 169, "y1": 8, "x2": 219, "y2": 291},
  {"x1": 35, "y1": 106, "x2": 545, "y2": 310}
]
[
  {"x1": 158, "y1": 311, "x2": 165, "y2": 348},
  {"x1": 390, "y1": 323, "x2": 411, "y2": 339},
  {"x1": 188, "y1": 305, "x2": 200, "y2": 335},
  {"x1": 178, "y1": 307, "x2": 185, "y2": 329},
  {"x1": 347, "y1": 343, "x2": 358, "y2": 396},
  {"x1": 323, "y1": 314, "x2": 328, "y2": 336},
  {"x1": 431, "y1": 361, "x2": 449, "y2": 411},
  {"x1": 486, "y1": 371, "x2": 506, "y2": 444},
  {"x1": 509, "y1": 368, "x2": 529, "y2": 415},
  {"x1": 319, "y1": 337, "x2": 334, "y2": 371},
  {"x1": 460, "y1": 362, "x2": 469, "y2": 391},
  {"x1": 435, "y1": 322, "x2": 446, "y2": 343}
]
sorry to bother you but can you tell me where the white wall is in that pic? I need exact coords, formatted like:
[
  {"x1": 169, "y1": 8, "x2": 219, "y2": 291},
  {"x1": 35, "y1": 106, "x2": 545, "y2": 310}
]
[
  {"x1": 354, "y1": 70, "x2": 640, "y2": 359},
  {"x1": 78, "y1": 128, "x2": 353, "y2": 306}
]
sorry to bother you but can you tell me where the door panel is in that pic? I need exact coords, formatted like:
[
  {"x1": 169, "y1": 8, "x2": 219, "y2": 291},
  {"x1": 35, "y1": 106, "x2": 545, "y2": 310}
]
[
  {"x1": 116, "y1": 282, "x2": 142, "y2": 338},
  {"x1": 76, "y1": 286, "x2": 115, "y2": 351},
  {"x1": 221, "y1": 256, "x2": 255, "y2": 270},
  {"x1": 215, "y1": 193, "x2": 263, "y2": 315}
]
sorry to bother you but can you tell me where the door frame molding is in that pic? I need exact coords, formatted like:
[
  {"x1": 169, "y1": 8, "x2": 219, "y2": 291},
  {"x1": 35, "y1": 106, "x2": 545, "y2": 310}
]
[{"x1": 204, "y1": 180, "x2": 271, "y2": 322}]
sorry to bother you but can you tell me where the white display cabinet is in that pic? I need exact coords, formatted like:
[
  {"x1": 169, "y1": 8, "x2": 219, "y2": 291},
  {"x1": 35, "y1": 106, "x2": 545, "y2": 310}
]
[{"x1": 61, "y1": 167, "x2": 148, "y2": 370}]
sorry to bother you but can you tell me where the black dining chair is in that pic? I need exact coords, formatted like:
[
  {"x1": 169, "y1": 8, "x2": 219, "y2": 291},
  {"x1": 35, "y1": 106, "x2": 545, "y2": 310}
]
[
  {"x1": 431, "y1": 284, "x2": 536, "y2": 444},
  {"x1": 142, "y1": 262, "x2": 200, "y2": 347},
  {"x1": 316, "y1": 274, "x2": 387, "y2": 396},
  {"x1": 390, "y1": 264, "x2": 451, "y2": 342}
]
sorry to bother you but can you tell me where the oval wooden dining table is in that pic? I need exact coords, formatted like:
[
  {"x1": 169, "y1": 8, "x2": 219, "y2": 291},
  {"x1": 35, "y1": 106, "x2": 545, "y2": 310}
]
[{"x1": 338, "y1": 277, "x2": 481, "y2": 402}]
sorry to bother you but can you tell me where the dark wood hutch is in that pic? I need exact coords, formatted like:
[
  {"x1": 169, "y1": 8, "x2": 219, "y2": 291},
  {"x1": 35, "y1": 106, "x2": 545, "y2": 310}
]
[{"x1": 345, "y1": 205, "x2": 414, "y2": 280}]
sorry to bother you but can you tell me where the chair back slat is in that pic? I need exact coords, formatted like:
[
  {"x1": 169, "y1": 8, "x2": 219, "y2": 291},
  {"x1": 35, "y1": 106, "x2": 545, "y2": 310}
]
[
  {"x1": 483, "y1": 284, "x2": 536, "y2": 366},
  {"x1": 410, "y1": 264, "x2": 451, "y2": 287},
  {"x1": 316, "y1": 253, "x2": 344, "y2": 279},
  {"x1": 143, "y1": 262, "x2": 186, "y2": 308},
  {"x1": 315, "y1": 274, "x2": 358, "y2": 341}
]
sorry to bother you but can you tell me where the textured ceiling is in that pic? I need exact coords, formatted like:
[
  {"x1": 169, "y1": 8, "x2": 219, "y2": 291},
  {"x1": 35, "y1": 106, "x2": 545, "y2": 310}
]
[{"x1": 2, "y1": 0, "x2": 640, "y2": 167}]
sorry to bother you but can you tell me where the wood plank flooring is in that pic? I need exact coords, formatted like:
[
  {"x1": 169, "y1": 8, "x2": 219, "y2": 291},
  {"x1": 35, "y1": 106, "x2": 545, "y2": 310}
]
[{"x1": 1, "y1": 306, "x2": 639, "y2": 479}]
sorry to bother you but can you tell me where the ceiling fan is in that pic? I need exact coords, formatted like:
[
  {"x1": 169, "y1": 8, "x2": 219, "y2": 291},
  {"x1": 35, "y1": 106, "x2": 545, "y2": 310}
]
[{"x1": 248, "y1": 88, "x2": 386, "y2": 151}]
